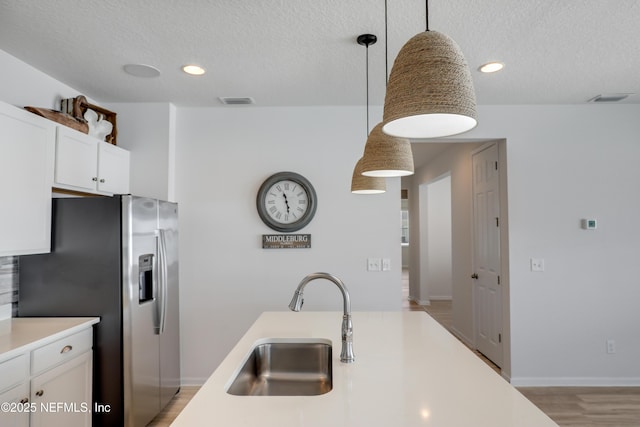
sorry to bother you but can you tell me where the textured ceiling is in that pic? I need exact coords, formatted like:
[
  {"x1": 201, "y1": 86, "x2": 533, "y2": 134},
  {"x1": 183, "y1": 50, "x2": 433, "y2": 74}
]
[{"x1": 1, "y1": 0, "x2": 639, "y2": 109}]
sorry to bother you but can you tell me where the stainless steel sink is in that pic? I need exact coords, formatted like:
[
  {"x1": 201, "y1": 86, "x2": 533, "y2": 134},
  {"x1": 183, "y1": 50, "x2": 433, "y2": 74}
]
[{"x1": 226, "y1": 339, "x2": 332, "y2": 396}]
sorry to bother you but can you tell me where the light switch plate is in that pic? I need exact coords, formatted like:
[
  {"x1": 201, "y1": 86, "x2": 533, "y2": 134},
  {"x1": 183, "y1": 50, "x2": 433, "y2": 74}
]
[
  {"x1": 382, "y1": 258, "x2": 391, "y2": 271},
  {"x1": 530, "y1": 258, "x2": 545, "y2": 272},
  {"x1": 367, "y1": 258, "x2": 381, "y2": 272}
]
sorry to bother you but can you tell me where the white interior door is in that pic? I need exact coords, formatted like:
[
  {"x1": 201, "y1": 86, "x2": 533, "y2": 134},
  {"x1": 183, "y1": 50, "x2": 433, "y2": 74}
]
[{"x1": 472, "y1": 144, "x2": 503, "y2": 367}]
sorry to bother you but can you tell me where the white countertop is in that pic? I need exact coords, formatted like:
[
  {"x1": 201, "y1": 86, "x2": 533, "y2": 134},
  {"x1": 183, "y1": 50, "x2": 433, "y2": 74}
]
[
  {"x1": 0, "y1": 317, "x2": 100, "y2": 362},
  {"x1": 172, "y1": 311, "x2": 558, "y2": 427}
]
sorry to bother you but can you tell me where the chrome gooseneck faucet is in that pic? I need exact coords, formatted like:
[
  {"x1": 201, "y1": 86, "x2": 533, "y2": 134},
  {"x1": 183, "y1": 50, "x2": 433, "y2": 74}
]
[{"x1": 288, "y1": 272, "x2": 355, "y2": 363}]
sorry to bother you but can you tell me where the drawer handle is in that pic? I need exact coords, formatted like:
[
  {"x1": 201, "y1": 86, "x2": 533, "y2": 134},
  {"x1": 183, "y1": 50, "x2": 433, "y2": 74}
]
[
  {"x1": 61, "y1": 345, "x2": 73, "y2": 354},
  {"x1": 35, "y1": 390, "x2": 44, "y2": 397},
  {"x1": 20, "y1": 398, "x2": 29, "y2": 404}
]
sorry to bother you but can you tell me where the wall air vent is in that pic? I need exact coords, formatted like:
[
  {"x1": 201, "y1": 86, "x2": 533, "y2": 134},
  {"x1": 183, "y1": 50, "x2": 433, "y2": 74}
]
[
  {"x1": 218, "y1": 97, "x2": 255, "y2": 105},
  {"x1": 588, "y1": 93, "x2": 632, "y2": 103}
]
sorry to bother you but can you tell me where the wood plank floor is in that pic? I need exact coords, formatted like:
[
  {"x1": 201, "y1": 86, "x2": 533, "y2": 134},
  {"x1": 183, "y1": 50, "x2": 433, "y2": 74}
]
[
  {"x1": 147, "y1": 273, "x2": 640, "y2": 426},
  {"x1": 147, "y1": 386, "x2": 199, "y2": 426}
]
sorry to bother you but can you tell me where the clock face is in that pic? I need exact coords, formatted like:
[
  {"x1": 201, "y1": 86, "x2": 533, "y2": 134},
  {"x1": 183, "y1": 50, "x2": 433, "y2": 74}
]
[
  {"x1": 257, "y1": 172, "x2": 317, "y2": 232},
  {"x1": 264, "y1": 179, "x2": 309, "y2": 224}
]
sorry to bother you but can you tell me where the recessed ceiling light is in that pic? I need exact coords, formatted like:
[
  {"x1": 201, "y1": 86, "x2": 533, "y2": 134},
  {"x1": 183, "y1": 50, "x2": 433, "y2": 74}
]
[
  {"x1": 478, "y1": 62, "x2": 504, "y2": 73},
  {"x1": 182, "y1": 65, "x2": 206, "y2": 76},
  {"x1": 123, "y1": 64, "x2": 161, "y2": 78}
]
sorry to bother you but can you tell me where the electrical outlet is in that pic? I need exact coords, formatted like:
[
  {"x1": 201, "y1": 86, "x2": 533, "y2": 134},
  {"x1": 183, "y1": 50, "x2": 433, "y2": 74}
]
[
  {"x1": 530, "y1": 258, "x2": 545, "y2": 272},
  {"x1": 606, "y1": 339, "x2": 616, "y2": 354},
  {"x1": 367, "y1": 258, "x2": 381, "y2": 272},
  {"x1": 382, "y1": 258, "x2": 391, "y2": 271}
]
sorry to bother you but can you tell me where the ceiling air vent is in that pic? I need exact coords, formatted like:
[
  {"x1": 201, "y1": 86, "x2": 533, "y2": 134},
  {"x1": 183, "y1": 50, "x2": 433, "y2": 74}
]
[
  {"x1": 588, "y1": 93, "x2": 632, "y2": 103},
  {"x1": 219, "y1": 97, "x2": 255, "y2": 105}
]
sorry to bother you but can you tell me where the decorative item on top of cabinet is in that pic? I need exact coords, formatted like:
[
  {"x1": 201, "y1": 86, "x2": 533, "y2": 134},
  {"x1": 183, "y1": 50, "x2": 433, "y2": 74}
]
[
  {"x1": 61, "y1": 95, "x2": 117, "y2": 145},
  {"x1": 23, "y1": 105, "x2": 89, "y2": 134},
  {"x1": 23, "y1": 95, "x2": 118, "y2": 145}
]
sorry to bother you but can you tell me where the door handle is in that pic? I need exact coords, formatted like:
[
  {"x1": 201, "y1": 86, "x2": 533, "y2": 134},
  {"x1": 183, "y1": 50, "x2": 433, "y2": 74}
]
[
  {"x1": 158, "y1": 229, "x2": 168, "y2": 335},
  {"x1": 471, "y1": 273, "x2": 478, "y2": 279}
]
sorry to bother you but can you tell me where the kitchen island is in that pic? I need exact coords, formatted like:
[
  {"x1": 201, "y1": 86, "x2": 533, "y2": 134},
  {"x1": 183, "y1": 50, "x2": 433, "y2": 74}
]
[{"x1": 172, "y1": 312, "x2": 557, "y2": 426}]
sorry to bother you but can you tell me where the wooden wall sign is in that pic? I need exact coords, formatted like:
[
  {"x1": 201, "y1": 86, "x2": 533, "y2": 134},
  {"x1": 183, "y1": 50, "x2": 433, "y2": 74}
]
[{"x1": 262, "y1": 234, "x2": 311, "y2": 249}]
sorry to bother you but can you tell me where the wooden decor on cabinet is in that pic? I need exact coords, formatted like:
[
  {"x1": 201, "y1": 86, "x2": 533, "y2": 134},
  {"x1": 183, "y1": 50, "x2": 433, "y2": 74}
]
[
  {"x1": 61, "y1": 95, "x2": 118, "y2": 145},
  {"x1": 23, "y1": 95, "x2": 118, "y2": 145}
]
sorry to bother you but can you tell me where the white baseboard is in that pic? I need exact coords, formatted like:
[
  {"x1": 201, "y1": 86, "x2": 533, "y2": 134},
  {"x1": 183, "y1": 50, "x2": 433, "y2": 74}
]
[
  {"x1": 408, "y1": 296, "x2": 430, "y2": 306},
  {"x1": 180, "y1": 377, "x2": 208, "y2": 387},
  {"x1": 510, "y1": 377, "x2": 640, "y2": 387}
]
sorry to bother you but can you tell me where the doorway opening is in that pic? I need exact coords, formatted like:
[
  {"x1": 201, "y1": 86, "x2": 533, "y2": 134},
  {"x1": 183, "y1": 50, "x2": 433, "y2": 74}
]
[{"x1": 404, "y1": 139, "x2": 509, "y2": 377}]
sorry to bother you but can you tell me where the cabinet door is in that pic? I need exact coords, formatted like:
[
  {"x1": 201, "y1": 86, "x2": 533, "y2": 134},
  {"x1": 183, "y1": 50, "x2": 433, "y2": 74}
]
[
  {"x1": 0, "y1": 102, "x2": 55, "y2": 256},
  {"x1": 30, "y1": 351, "x2": 92, "y2": 427},
  {"x1": 97, "y1": 141, "x2": 130, "y2": 195},
  {"x1": 0, "y1": 382, "x2": 30, "y2": 427},
  {"x1": 54, "y1": 126, "x2": 99, "y2": 193}
]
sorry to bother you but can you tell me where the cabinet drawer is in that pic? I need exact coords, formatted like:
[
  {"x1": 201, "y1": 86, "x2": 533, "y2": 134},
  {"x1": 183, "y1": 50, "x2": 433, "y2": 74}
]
[
  {"x1": 0, "y1": 354, "x2": 28, "y2": 392},
  {"x1": 31, "y1": 328, "x2": 92, "y2": 375}
]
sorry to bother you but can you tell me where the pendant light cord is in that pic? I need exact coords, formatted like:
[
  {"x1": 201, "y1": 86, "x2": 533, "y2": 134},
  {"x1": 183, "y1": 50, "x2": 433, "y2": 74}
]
[
  {"x1": 365, "y1": 42, "x2": 370, "y2": 136},
  {"x1": 425, "y1": 0, "x2": 429, "y2": 31},
  {"x1": 358, "y1": 33, "x2": 376, "y2": 137},
  {"x1": 385, "y1": 0, "x2": 388, "y2": 85}
]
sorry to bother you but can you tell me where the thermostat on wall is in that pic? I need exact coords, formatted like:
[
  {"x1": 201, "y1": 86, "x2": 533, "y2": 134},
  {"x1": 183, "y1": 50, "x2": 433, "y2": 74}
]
[{"x1": 581, "y1": 219, "x2": 597, "y2": 230}]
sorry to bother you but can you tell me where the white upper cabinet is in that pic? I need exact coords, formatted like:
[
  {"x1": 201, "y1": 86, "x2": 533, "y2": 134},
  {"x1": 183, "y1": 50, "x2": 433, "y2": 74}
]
[
  {"x1": 97, "y1": 139, "x2": 130, "y2": 194},
  {"x1": 54, "y1": 126, "x2": 130, "y2": 195},
  {"x1": 0, "y1": 101, "x2": 55, "y2": 256}
]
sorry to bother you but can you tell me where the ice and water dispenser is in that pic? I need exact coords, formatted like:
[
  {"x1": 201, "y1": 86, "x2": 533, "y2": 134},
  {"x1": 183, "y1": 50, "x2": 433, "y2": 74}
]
[{"x1": 139, "y1": 254, "x2": 154, "y2": 303}]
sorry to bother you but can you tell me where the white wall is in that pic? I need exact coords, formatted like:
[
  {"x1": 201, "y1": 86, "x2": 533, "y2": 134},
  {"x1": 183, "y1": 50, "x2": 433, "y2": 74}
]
[
  {"x1": 461, "y1": 105, "x2": 640, "y2": 385},
  {"x1": 175, "y1": 106, "x2": 403, "y2": 383},
  {"x1": 105, "y1": 102, "x2": 177, "y2": 201},
  {"x1": 0, "y1": 50, "x2": 97, "y2": 110},
  {"x1": 425, "y1": 174, "x2": 452, "y2": 300}
]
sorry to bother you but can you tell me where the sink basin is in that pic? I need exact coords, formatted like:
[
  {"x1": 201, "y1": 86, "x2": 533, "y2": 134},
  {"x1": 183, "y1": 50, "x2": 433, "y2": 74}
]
[{"x1": 226, "y1": 338, "x2": 332, "y2": 396}]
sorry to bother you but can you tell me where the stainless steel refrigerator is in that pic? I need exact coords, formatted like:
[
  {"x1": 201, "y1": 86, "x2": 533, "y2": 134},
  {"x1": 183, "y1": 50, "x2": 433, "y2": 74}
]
[{"x1": 19, "y1": 195, "x2": 180, "y2": 427}]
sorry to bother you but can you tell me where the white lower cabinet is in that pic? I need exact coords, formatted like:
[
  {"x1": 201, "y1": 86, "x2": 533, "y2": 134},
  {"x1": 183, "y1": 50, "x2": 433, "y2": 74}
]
[
  {"x1": 54, "y1": 125, "x2": 130, "y2": 195},
  {"x1": 0, "y1": 328, "x2": 93, "y2": 427},
  {"x1": 0, "y1": 383, "x2": 30, "y2": 427},
  {"x1": 30, "y1": 351, "x2": 92, "y2": 427}
]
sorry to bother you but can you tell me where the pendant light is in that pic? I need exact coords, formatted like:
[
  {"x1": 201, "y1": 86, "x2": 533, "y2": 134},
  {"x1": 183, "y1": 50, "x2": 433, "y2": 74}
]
[
  {"x1": 382, "y1": 0, "x2": 477, "y2": 139},
  {"x1": 359, "y1": 3, "x2": 414, "y2": 178},
  {"x1": 351, "y1": 34, "x2": 386, "y2": 194},
  {"x1": 361, "y1": 122, "x2": 413, "y2": 177},
  {"x1": 351, "y1": 157, "x2": 386, "y2": 194}
]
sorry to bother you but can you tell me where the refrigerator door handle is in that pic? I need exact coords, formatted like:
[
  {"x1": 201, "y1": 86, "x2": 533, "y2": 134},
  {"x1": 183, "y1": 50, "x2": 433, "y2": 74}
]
[{"x1": 157, "y1": 229, "x2": 169, "y2": 335}]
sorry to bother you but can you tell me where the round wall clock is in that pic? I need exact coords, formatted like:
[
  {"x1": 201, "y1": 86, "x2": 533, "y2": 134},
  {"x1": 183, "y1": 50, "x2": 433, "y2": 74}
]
[{"x1": 256, "y1": 172, "x2": 317, "y2": 232}]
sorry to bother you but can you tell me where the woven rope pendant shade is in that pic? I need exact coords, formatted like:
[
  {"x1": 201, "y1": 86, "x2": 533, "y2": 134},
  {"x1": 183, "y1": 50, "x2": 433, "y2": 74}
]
[
  {"x1": 382, "y1": 31, "x2": 477, "y2": 139},
  {"x1": 361, "y1": 123, "x2": 414, "y2": 177},
  {"x1": 351, "y1": 158, "x2": 386, "y2": 194}
]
